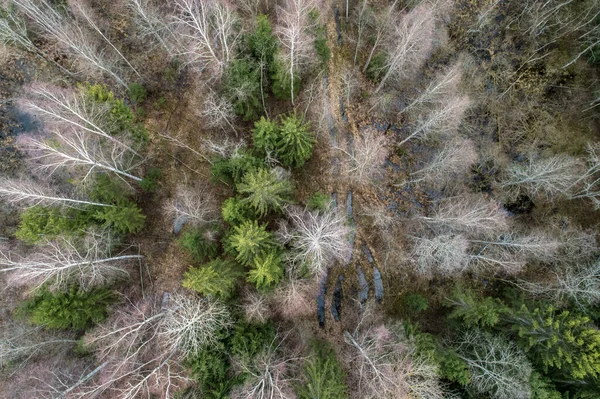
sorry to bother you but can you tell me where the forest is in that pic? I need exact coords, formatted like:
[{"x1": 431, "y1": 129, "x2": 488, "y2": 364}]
[{"x1": 0, "y1": 0, "x2": 600, "y2": 398}]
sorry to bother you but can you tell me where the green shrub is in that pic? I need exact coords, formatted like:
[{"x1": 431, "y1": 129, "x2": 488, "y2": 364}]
[
  {"x1": 18, "y1": 287, "x2": 115, "y2": 331},
  {"x1": 94, "y1": 200, "x2": 146, "y2": 234},
  {"x1": 225, "y1": 220, "x2": 276, "y2": 266},
  {"x1": 211, "y1": 150, "x2": 265, "y2": 185},
  {"x1": 139, "y1": 167, "x2": 162, "y2": 192},
  {"x1": 237, "y1": 168, "x2": 293, "y2": 217},
  {"x1": 270, "y1": 58, "x2": 300, "y2": 100},
  {"x1": 177, "y1": 227, "x2": 220, "y2": 262},
  {"x1": 247, "y1": 250, "x2": 283, "y2": 290},
  {"x1": 252, "y1": 116, "x2": 279, "y2": 155},
  {"x1": 224, "y1": 59, "x2": 262, "y2": 121},
  {"x1": 221, "y1": 197, "x2": 255, "y2": 225},
  {"x1": 15, "y1": 206, "x2": 90, "y2": 244},
  {"x1": 228, "y1": 322, "x2": 275, "y2": 360},
  {"x1": 402, "y1": 293, "x2": 429, "y2": 315},
  {"x1": 128, "y1": 83, "x2": 147, "y2": 104},
  {"x1": 366, "y1": 52, "x2": 387, "y2": 82},
  {"x1": 296, "y1": 340, "x2": 348, "y2": 399},
  {"x1": 314, "y1": 32, "x2": 331, "y2": 67},
  {"x1": 183, "y1": 258, "x2": 242, "y2": 298},
  {"x1": 276, "y1": 114, "x2": 315, "y2": 168},
  {"x1": 307, "y1": 192, "x2": 332, "y2": 212}
]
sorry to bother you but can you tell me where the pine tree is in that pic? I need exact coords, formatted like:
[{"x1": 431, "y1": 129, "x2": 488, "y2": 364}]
[
  {"x1": 18, "y1": 287, "x2": 114, "y2": 331},
  {"x1": 508, "y1": 305, "x2": 600, "y2": 380},
  {"x1": 276, "y1": 114, "x2": 315, "y2": 168},
  {"x1": 183, "y1": 258, "x2": 242, "y2": 299},
  {"x1": 225, "y1": 220, "x2": 277, "y2": 266},
  {"x1": 237, "y1": 168, "x2": 293, "y2": 217},
  {"x1": 247, "y1": 251, "x2": 283, "y2": 290}
]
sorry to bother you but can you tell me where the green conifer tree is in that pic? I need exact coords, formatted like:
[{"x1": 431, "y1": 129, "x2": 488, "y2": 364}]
[
  {"x1": 183, "y1": 258, "x2": 242, "y2": 299},
  {"x1": 237, "y1": 168, "x2": 293, "y2": 217},
  {"x1": 247, "y1": 250, "x2": 283, "y2": 290},
  {"x1": 225, "y1": 220, "x2": 276, "y2": 266},
  {"x1": 276, "y1": 114, "x2": 315, "y2": 168}
]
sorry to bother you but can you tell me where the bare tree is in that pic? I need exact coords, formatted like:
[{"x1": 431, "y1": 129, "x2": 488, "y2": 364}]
[
  {"x1": 410, "y1": 234, "x2": 470, "y2": 276},
  {"x1": 374, "y1": 2, "x2": 436, "y2": 93},
  {"x1": 21, "y1": 84, "x2": 141, "y2": 156},
  {"x1": 344, "y1": 323, "x2": 448, "y2": 399},
  {"x1": 83, "y1": 293, "x2": 231, "y2": 398},
  {"x1": 230, "y1": 335, "x2": 299, "y2": 399},
  {"x1": 173, "y1": 0, "x2": 239, "y2": 76},
  {"x1": 456, "y1": 330, "x2": 532, "y2": 399},
  {"x1": 24, "y1": 129, "x2": 143, "y2": 183},
  {"x1": 199, "y1": 90, "x2": 238, "y2": 134},
  {"x1": 400, "y1": 59, "x2": 464, "y2": 115},
  {"x1": 273, "y1": 279, "x2": 317, "y2": 319},
  {"x1": 0, "y1": 1, "x2": 37, "y2": 53},
  {"x1": 278, "y1": 206, "x2": 352, "y2": 277},
  {"x1": 568, "y1": 143, "x2": 600, "y2": 207},
  {"x1": 127, "y1": 0, "x2": 177, "y2": 57},
  {"x1": 163, "y1": 186, "x2": 219, "y2": 231},
  {"x1": 69, "y1": 0, "x2": 142, "y2": 79},
  {"x1": 362, "y1": 0, "x2": 398, "y2": 73},
  {"x1": 337, "y1": 128, "x2": 389, "y2": 186},
  {"x1": 469, "y1": 231, "x2": 562, "y2": 264},
  {"x1": 398, "y1": 95, "x2": 471, "y2": 146},
  {"x1": 13, "y1": 0, "x2": 128, "y2": 87},
  {"x1": 0, "y1": 230, "x2": 139, "y2": 291},
  {"x1": 408, "y1": 137, "x2": 477, "y2": 187},
  {"x1": 352, "y1": 0, "x2": 371, "y2": 65},
  {"x1": 417, "y1": 195, "x2": 508, "y2": 235},
  {"x1": 276, "y1": 0, "x2": 316, "y2": 104},
  {"x1": 0, "y1": 177, "x2": 111, "y2": 208},
  {"x1": 501, "y1": 153, "x2": 582, "y2": 199},
  {"x1": 241, "y1": 288, "x2": 271, "y2": 323},
  {"x1": 1, "y1": 321, "x2": 76, "y2": 369}
]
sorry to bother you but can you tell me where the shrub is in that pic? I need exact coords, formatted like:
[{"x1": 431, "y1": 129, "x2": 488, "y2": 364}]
[
  {"x1": 128, "y1": 83, "x2": 147, "y2": 104},
  {"x1": 402, "y1": 293, "x2": 429, "y2": 315},
  {"x1": 270, "y1": 58, "x2": 300, "y2": 100},
  {"x1": 228, "y1": 322, "x2": 275, "y2": 360},
  {"x1": 296, "y1": 340, "x2": 348, "y2": 399},
  {"x1": 252, "y1": 116, "x2": 279, "y2": 155},
  {"x1": 276, "y1": 114, "x2": 315, "y2": 168},
  {"x1": 177, "y1": 227, "x2": 220, "y2": 262},
  {"x1": 224, "y1": 59, "x2": 262, "y2": 121},
  {"x1": 211, "y1": 150, "x2": 265, "y2": 185},
  {"x1": 366, "y1": 52, "x2": 387, "y2": 82},
  {"x1": 94, "y1": 200, "x2": 146, "y2": 234},
  {"x1": 222, "y1": 197, "x2": 255, "y2": 225},
  {"x1": 247, "y1": 251, "x2": 284, "y2": 290},
  {"x1": 140, "y1": 167, "x2": 161, "y2": 192},
  {"x1": 225, "y1": 220, "x2": 276, "y2": 266},
  {"x1": 183, "y1": 258, "x2": 242, "y2": 298},
  {"x1": 307, "y1": 192, "x2": 332, "y2": 211},
  {"x1": 15, "y1": 206, "x2": 90, "y2": 244},
  {"x1": 18, "y1": 287, "x2": 115, "y2": 331},
  {"x1": 237, "y1": 168, "x2": 293, "y2": 217}
]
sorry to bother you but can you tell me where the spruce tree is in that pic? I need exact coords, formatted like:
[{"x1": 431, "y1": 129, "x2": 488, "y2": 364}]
[
  {"x1": 237, "y1": 168, "x2": 293, "y2": 217},
  {"x1": 225, "y1": 220, "x2": 276, "y2": 266},
  {"x1": 183, "y1": 258, "x2": 242, "y2": 298},
  {"x1": 296, "y1": 340, "x2": 348, "y2": 399},
  {"x1": 276, "y1": 114, "x2": 315, "y2": 168},
  {"x1": 247, "y1": 250, "x2": 283, "y2": 290}
]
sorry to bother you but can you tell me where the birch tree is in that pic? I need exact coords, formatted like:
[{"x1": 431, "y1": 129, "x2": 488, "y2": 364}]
[
  {"x1": 398, "y1": 95, "x2": 471, "y2": 146},
  {"x1": 127, "y1": 0, "x2": 177, "y2": 57},
  {"x1": 24, "y1": 129, "x2": 143, "y2": 183},
  {"x1": 163, "y1": 186, "x2": 219, "y2": 231},
  {"x1": 410, "y1": 234, "x2": 470, "y2": 276},
  {"x1": 13, "y1": 0, "x2": 128, "y2": 87},
  {"x1": 456, "y1": 330, "x2": 532, "y2": 399},
  {"x1": 416, "y1": 195, "x2": 508, "y2": 235},
  {"x1": 501, "y1": 153, "x2": 582, "y2": 199},
  {"x1": 22, "y1": 84, "x2": 141, "y2": 156},
  {"x1": 408, "y1": 137, "x2": 477, "y2": 187},
  {"x1": 374, "y1": 2, "x2": 436, "y2": 93},
  {"x1": 278, "y1": 206, "x2": 352, "y2": 276},
  {"x1": 173, "y1": 0, "x2": 239, "y2": 77},
  {"x1": 82, "y1": 293, "x2": 231, "y2": 398},
  {"x1": 0, "y1": 177, "x2": 110, "y2": 208},
  {"x1": 0, "y1": 230, "x2": 139, "y2": 291},
  {"x1": 568, "y1": 143, "x2": 600, "y2": 207},
  {"x1": 338, "y1": 128, "x2": 390, "y2": 186},
  {"x1": 276, "y1": 0, "x2": 316, "y2": 104},
  {"x1": 362, "y1": 0, "x2": 398, "y2": 73}
]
